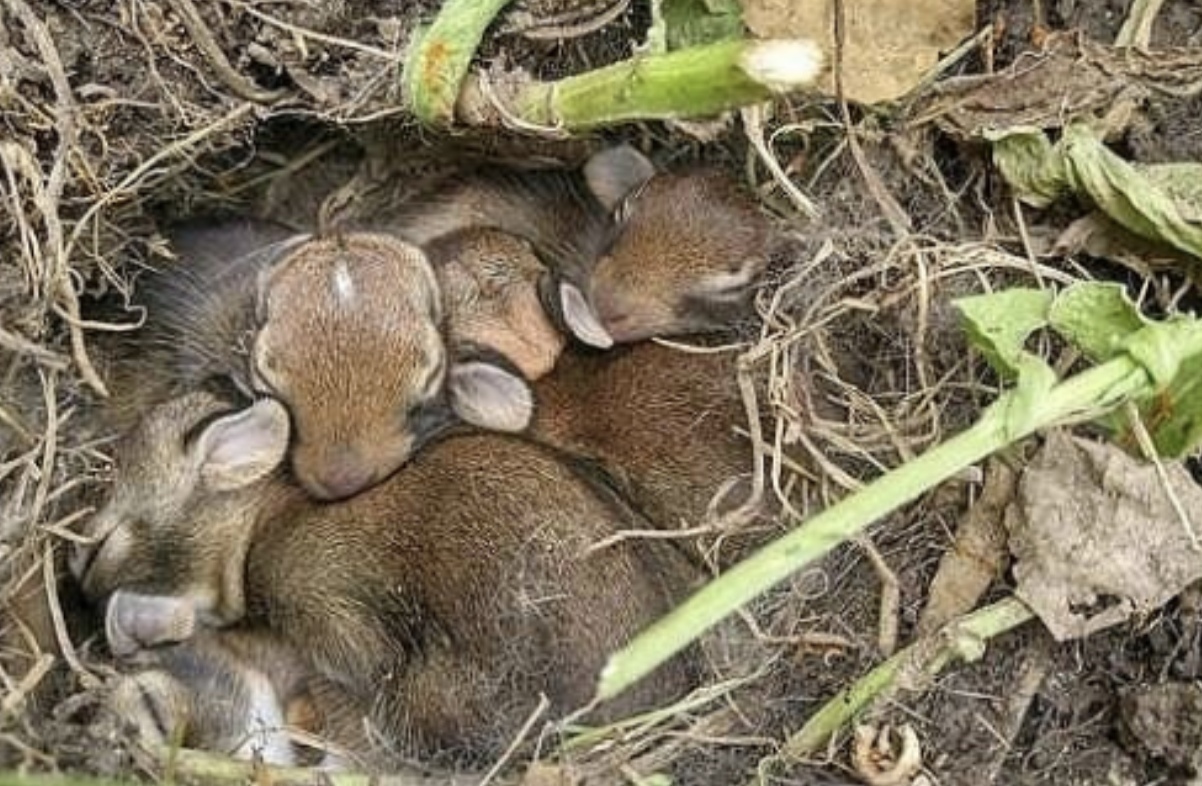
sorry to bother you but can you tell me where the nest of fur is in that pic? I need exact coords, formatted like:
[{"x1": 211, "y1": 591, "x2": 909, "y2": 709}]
[{"x1": 4, "y1": 0, "x2": 1202, "y2": 784}]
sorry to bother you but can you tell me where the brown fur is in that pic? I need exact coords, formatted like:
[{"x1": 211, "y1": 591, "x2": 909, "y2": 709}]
[
  {"x1": 414, "y1": 168, "x2": 779, "y2": 353},
  {"x1": 77, "y1": 393, "x2": 699, "y2": 767},
  {"x1": 106, "y1": 222, "x2": 494, "y2": 501},
  {"x1": 530, "y1": 343, "x2": 761, "y2": 540},
  {"x1": 591, "y1": 171, "x2": 777, "y2": 342},
  {"x1": 426, "y1": 229, "x2": 564, "y2": 379},
  {"x1": 367, "y1": 150, "x2": 645, "y2": 292},
  {"x1": 254, "y1": 233, "x2": 446, "y2": 498},
  {"x1": 103, "y1": 217, "x2": 298, "y2": 430},
  {"x1": 407, "y1": 182, "x2": 782, "y2": 559},
  {"x1": 408, "y1": 175, "x2": 778, "y2": 547},
  {"x1": 360, "y1": 147, "x2": 657, "y2": 351},
  {"x1": 107, "y1": 627, "x2": 322, "y2": 766}
]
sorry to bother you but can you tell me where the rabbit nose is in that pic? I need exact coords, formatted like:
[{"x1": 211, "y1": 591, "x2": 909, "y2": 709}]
[
  {"x1": 309, "y1": 462, "x2": 376, "y2": 501},
  {"x1": 593, "y1": 292, "x2": 636, "y2": 340}
]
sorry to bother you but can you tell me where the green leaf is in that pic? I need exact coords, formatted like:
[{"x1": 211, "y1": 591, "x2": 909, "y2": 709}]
[
  {"x1": 986, "y1": 127, "x2": 1069, "y2": 209},
  {"x1": 1042, "y1": 281, "x2": 1202, "y2": 456},
  {"x1": 1044, "y1": 291, "x2": 1202, "y2": 457},
  {"x1": 959, "y1": 282, "x2": 1202, "y2": 454},
  {"x1": 1048, "y1": 282, "x2": 1147, "y2": 362},
  {"x1": 1100, "y1": 346, "x2": 1202, "y2": 458},
  {"x1": 1061, "y1": 124, "x2": 1202, "y2": 261},
  {"x1": 988, "y1": 124, "x2": 1202, "y2": 268},
  {"x1": 954, "y1": 288, "x2": 1053, "y2": 378},
  {"x1": 1132, "y1": 347, "x2": 1202, "y2": 456},
  {"x1": 956, "y1": 288, "x2": 1060, "y2": 439},
  {"x1": 1120, "y1": 318, "x2": 1195, "y2": 390},
  {"x1": 1108, "y1": 317, "x2": 1202, "y2": 456},
  {"x1": 1144, "y1": 163, "x2": 1202, "y2": 223},
  {"x1": 661, "y1": 0, "x2": 744, "y2": 50}
]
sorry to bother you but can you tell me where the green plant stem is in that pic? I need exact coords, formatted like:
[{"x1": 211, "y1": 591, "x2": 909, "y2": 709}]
[
  {"x1": 403, "y1": 0, "x2": 513, "y2": 124},
  {"x1": 511, "y1": 39, "x2": 820, "y2": 130},
  {"x1": 598, "y1": 358, "x2": 1150, "y2": 701},
  {"x1": 776, "y1": 597, "x2": 1035, "y2": 765}
]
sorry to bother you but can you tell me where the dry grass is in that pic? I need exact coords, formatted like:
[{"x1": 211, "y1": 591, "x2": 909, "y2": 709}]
[{"x1": 3, "y1": 0, "x2": 1188, "y2": 783}]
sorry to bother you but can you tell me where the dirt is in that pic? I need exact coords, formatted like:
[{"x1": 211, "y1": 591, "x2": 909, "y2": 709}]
[
  {"x1": 1120, "y1": 681, "x2": 1202, "y2": 774},
  {"x1": 3, "y1": 0, "x2": 1202, "y2": 784}
]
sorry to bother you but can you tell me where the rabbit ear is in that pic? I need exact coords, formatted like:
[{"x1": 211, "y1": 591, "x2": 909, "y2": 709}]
[
  {"x1": 448, "y1": 361, "x2": 533, "y2": 433},
  {"x1": 583, "y1": 145, "x2": 655, "y2": 212},
  {"x1": 105, "y1": 590, "x2": 198, "y2": 657},
  {"x1": 192, "y1": 398, "x2": 290, "y2": 492},
  {"x1": 559, "y1": 282, "x2": 614, "y2": 349}
]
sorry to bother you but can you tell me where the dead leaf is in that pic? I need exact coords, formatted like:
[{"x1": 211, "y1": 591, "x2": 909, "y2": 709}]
[
  {"x1": 917, "y1": 459, "x2": 1014, "y2": 636},
  {"x1": 1053, "y1": 212, "x2": 1201, "y2": 284},
  {"x1": 1004, "y1": 430, "x2": 1202, "y2": 641},
  {"x1": 910, "y1": 33, "x2": 1202, "y2": 140},
  {"x1": 742, "y1": 0, "x2": 974, "y2": 104}
]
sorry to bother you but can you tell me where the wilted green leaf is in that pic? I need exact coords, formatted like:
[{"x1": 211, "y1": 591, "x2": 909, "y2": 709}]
[
  {"x1": 1105, "y1": 316, "x2": 1202, "y2": 456},
  {"x1": 986, "y1": 127, "x2": 1068, "y2": 209},
  {"x1": 1144, "y1": 163, "x2": 1202, "y2": 223},
  {"x1": 1120, "y1": 318, "x2": 1199, "y2": 390},
  {"x1": 658, "y1": 0, "x2": 743, "y2": 51},
  {"x1": 988, "y1": 124, "x2": 1202, "y2": 264},
  {"x1": 1051, "y1": 301, "x2": 1202, "y2": 457},
  {"x1": 956, "y1": 288, "x2": 1058, "y2": 438},
  {"x1": 1127, "y1": 347, "x2": 1202, "y2": 456},
  {"x1": 1041, "y1": 281, "x2": 1202, "y2": 456},
  {"x1": 955, "y1": 288, "x2": 1053, "y2": 378},
  {"x1": 1061, "y1": 124, "x2": 1202, "y2": 261},
  {"x1": 1048, "y1": 282, "x2": 1146, "y2": 362}
]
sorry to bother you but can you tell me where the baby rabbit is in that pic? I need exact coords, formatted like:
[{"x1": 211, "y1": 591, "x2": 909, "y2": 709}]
[
  {"x1": 425, "y1": 163, "x2": 780, "y2": 365},
  {"x1": 74, "y1": 392, "x2": 698, "y2": 766},
  {"x1": 419, "y1": 171, "x2": 785, "y2": 545},
  {"x1": 589, "y1": 169, "x2": 779, "y2": 343},
  {"x1": 426, "y1": 228, "x2": 565, "y2": 380},
  {"x1": 106, "y1": 627, "x2": 317, "y2": 766},
  {"x1": 530, "y1": 343, "x2": 756, "y2": 537},
  {"x1": 109, "y1": 222, "x2": 531, "y2": 500},
  {"x1": 366, "y1": 145, "x2": 656, "y2": 350}
]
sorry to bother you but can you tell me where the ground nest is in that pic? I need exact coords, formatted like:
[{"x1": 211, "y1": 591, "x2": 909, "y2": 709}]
[{"x1": 3, "y1": 0, "x2": 1202, "y2": 784}]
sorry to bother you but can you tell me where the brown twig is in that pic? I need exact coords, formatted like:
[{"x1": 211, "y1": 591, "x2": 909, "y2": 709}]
[
  {"x1": 584, "y1": 523, "x2": 717, "y2": 555},
  {"x1": 65, "y1": 102, "x2": 258, "y2": 261},
  {"x1": 233, "y1": 2, "x2": 402, "y2": 61},
  {"x1": 165, "y1": 0, "x2": 287, "y2": 104},
  {"x1": 27, "y1": 370, "x2": 58, "y2": 536},
  {"x1": 854, "y1": 534, "x2": 900, "y2": 657},
  {"x1": 506, "y1": 0, "x2": 631, "y2": 41},
  {"x1": 43, "y1": 541, "x2": 98, "y2": 687},
  {"x1": 479, "y1": 694, "x2": 549, "y2": 786},
  {"x1": 0, "y1": 325, "x2": 69, "y2": 369},
  {"x1": 1116, "y1": 0, "x2": 1167, "y2": 48},
  {"x1": 742, "y1": 103, "x2": 820, "y2": 220},
  {"x1": 2, "y1": 0, "x2": 108, "y2": 396},
  {"x1": 830, "y1": 0, "x2": 910, "y2": 235},
  {"x1": 0, "y1": 653, "x2": 54, "y2": 721}
]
